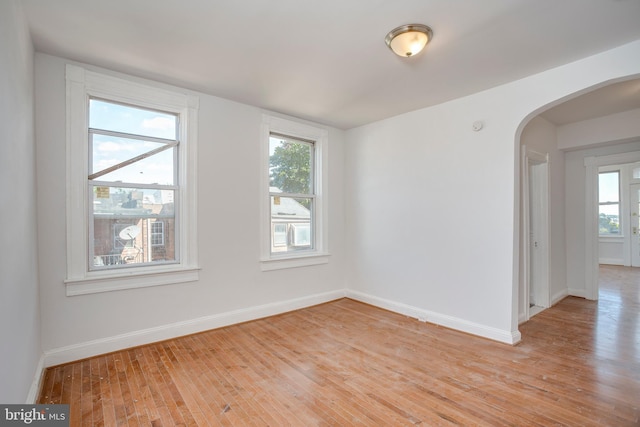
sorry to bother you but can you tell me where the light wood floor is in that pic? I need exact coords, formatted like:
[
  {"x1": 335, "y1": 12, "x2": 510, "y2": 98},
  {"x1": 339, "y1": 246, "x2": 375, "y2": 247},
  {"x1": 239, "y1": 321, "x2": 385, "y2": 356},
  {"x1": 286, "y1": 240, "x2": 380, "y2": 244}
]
[{"x1": 38, "y1": 266, "x2": 640, "y2": 426}]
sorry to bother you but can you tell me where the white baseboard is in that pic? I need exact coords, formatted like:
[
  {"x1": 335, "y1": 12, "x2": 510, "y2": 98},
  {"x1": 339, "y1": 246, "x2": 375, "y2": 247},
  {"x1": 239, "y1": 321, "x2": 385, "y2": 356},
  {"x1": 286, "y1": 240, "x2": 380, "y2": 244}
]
[
  {"x1": 43, "y1": 288, "x2": 529, "y2": 367},
  {"x1": 346, "y1": 290, "x2": 521, "y2": 345},
  {"x1": 44, "y1": 289, "x2": 346, "y2": 367},
  {"x1": 598, "y1": 258, "x2": 623, "y2": 266},
  {"x1": 551, "y1": 288, "x2": 569, "y2": 306},
  {"x1": 568, "y1": 288, "x2": 587, "y2": 298},
  {"x1": 518, "y1": 312, "x2": 527, "y2": 325},
  {"x1": 26, "y1": 354, "x2": 46, "y2": 403}
]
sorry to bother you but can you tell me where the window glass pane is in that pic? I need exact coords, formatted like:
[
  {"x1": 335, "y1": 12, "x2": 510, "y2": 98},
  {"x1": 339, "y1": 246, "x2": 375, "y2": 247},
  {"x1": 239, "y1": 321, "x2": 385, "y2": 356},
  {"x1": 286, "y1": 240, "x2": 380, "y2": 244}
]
[
  {"x1": 91, "y1": 186, "x2": 175, "y2": 268},
  {"x1": 269, "y1": 136, "x2": 313, "y2": 194},
  {"x1": 91, "y1": 133, "x2": 174, "y2": 185},
  {"x1": 633, "y1": 166, "x2": 640, "y2": 180},
  {"x1": 599, "y1": 205, "x2": 620, "y2": 235},
  {"x1": 90, "y1": 98, "x2": 177, "y2": 140},
  {"x1": 270, "y1": 195, "x2": 312, "y2": 253},
  {"x1": 291, "y1": 223, "x2": 311, "y2": 247},
  {"x1": 599, "y1": 172, "x2": 619, "y2": 203}
]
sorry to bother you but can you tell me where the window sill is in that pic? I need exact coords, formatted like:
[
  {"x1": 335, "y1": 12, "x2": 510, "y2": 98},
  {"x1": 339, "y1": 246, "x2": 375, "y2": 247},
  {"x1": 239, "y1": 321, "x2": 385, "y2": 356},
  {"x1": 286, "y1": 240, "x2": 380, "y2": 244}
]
[
  {"x1": 260, "y1": 252, "x2": 330, "y2": 271},
  {"x1": 65, "y1": 266, "x2": 200, "y2": 296}
]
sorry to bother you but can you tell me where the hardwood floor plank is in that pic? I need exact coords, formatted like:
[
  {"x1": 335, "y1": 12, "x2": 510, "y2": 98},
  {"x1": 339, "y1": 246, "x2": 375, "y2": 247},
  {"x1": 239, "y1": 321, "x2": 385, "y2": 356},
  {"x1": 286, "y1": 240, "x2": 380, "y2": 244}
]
[
  {"x1": 138, "y1": 346, "x2": 184, "y2": 426},
  {"x1": 280, "y1": 304, "x2": 504, "y2": 424},
  {"x1": 164, "y1": 340, "x2": 215, "y2": 426},
  {"x1": 207, "y1": 328, "x2": 314, "y2": 425},
  {"x1": 123, "y1": 349, "x2": 153, "y2": 426},
  {"x1": 97, "y1": 356, "x2": 117, "y2": 427},
  {"x1": 231, "y1": 325, "x2": 353, "y2": 425},
  {"x1": 106, "y1": 354, "x2": 128, "y2": 426},
  {"x1": 38, "y1": 265, "x2": 640, "y2": 426},
  {"x1": 89, "y1": 358, "x2": 104, "y2": 427},
  {"x1": 289, "y1": 305, "x2": 522, "y2": 426},
  {"x1": 37, "y1": 366, "x2": 56, "y2": 404},
  {"x1": 68, "y1": 364, "x2": 83, "y2": 425},
  {"x1": 41, "y1": 368, "x2": 60, "y2": 406},
  {"x1": 189, "y1": 334, "x2": 281, "y2": 426},
  {"x1": 150, "y1": 344, "x2": 193, "y2": 426},
  {"x1": 79, "y1": 360, "x2": 92, "y2": 426},
  {"x1": 244, "y1": 325, "x2": 388, "y2": 422}
]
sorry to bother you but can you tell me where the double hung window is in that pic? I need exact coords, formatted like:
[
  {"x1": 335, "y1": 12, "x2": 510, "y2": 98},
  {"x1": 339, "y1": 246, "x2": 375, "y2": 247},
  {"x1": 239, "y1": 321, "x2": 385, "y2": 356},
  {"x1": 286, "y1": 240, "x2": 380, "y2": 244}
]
[
  {"x1": 269, "y1": 134, "x2": 315, "y2": 254},
  {"x1": 65, "y1": 65, "x2": 199, "y2": 295},
  {"x1": 260, "y1": 115, "x2": 329, "y2": 270}
]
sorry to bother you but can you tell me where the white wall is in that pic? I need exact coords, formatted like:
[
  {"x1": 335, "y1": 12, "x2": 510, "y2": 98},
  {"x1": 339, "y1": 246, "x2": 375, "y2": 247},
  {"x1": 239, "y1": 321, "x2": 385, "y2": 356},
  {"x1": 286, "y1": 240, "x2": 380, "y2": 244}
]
[
  {"x1": 35, "y1": 53, "x2": 346, "y2": 364},
  {"x1": 519, "y1": 116, "x2": 566, "y2": 314},
  {"x1": 345, "y1": 98, "x2": 521, "y2": 343},
  {"x1": 0, "y1": 1, "x2": 41, "y2": 403},
  {"x1": 345, "y1": 40, "x2": 640, "y2": 343},
  {"x1": 558, "y1": 108, "x2": 640, "y2": 150},
  {"x1": 599, "y1": 239, "x2": 624, "y2": 265}
]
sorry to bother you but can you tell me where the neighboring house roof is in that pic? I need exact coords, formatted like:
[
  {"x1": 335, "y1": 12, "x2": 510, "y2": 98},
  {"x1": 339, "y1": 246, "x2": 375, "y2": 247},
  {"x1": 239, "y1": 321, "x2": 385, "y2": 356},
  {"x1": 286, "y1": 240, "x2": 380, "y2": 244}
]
[
  {"x1": 270, "y1": 187, "x2": 310, "y2": 219},
  {"x1": 93, "y1": 205, "x2": 151, "y2": 216}
]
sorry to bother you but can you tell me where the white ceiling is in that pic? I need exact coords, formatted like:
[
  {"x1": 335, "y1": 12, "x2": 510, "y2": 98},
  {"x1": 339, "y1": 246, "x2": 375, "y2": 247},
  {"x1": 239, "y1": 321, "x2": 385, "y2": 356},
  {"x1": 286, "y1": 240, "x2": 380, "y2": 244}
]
[{"x1": 21, "y1": 0, "x2": 640, "y2": 129}]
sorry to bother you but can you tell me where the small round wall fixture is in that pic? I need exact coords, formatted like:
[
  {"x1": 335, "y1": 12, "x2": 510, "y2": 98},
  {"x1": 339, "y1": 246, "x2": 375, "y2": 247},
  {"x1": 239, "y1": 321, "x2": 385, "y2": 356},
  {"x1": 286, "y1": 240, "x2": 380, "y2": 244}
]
[{"x1": 385, "y1": 24, "x2": 433, "y2": 57}]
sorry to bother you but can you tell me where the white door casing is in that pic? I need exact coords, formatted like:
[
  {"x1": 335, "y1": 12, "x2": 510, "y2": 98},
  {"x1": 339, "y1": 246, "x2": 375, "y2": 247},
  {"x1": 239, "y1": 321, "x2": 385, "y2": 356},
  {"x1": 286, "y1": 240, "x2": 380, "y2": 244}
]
[{"x1": 522, "y1": 146, "x2": 550, "y2": 321}]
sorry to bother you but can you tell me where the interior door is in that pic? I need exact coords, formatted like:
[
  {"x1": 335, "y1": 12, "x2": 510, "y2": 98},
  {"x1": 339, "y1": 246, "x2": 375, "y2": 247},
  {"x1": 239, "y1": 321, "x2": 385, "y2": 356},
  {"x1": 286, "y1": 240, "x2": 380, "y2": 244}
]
[
  {"x1": 529, "y1": 172, "x2": 540, "y2": 306},
  {"x1": 528, "y1": 161, "x2": 549, "y2": 309},
  {"x1": 631, "y1": 183, "x2": 640, "y2": 266}
]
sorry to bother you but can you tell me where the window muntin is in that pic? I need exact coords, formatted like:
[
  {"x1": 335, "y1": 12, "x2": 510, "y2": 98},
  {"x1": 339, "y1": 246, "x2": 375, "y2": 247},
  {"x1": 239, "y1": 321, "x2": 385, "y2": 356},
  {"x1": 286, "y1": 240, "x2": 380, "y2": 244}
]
[
  {"x1": 269, "y1": 135, "x2": 315, "y2": 254},
  {"x1": 599, "y1": 171, "x2": 620, "y2": 235},
  {"x1": 88, "y1": 98, "x2": 179, "y2": 270}
]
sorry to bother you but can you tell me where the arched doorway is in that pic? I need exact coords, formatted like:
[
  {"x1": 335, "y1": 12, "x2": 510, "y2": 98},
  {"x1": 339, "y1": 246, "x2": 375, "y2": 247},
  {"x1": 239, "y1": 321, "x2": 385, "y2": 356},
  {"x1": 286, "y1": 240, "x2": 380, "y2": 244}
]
[{"x1": 516, "y1": 77, "x2": 640, "y2": 324}]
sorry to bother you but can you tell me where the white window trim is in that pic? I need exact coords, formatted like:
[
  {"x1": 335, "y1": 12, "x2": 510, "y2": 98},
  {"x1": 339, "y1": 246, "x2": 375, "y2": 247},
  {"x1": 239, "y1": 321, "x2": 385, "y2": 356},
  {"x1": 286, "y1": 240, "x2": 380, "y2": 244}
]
[
  {"x1": 260, "y1": 114, "x2": 330, "y2": 271},
  {"x1": 65, "y1": 64, "x2": 199, "y2": 296}
]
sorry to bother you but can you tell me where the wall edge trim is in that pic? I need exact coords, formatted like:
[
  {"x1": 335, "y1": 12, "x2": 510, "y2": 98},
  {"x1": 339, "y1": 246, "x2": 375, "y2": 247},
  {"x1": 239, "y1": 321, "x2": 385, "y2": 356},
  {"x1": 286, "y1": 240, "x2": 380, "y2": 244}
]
[
  {"x1": 43, "y1": 289, "x2": 346, "y2": 367},
  {"x1": 26, "y1": 354, "x2": 46, "y2": 403},
  {"x1": 346, "y1": 290, "x2": 520, "y2": 345}
]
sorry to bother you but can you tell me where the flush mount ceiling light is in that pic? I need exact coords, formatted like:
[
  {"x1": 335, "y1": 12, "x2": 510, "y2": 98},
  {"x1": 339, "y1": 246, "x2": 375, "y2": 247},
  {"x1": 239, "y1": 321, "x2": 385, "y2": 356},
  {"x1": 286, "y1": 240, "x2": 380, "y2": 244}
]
[{"x1": 385, "y1": 24, "x2": 433, "y2": 57}]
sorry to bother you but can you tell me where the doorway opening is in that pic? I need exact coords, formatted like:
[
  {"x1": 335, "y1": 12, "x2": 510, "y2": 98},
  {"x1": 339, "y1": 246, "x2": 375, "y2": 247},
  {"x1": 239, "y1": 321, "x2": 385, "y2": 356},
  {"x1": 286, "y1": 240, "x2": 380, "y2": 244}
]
[{"x1": 585, "y1": 152, "x2": 640, "y2": 300}]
